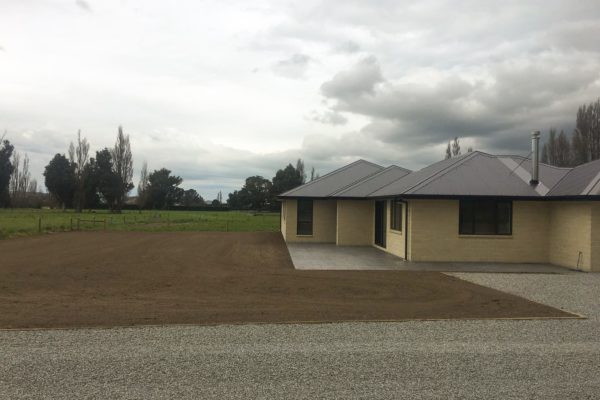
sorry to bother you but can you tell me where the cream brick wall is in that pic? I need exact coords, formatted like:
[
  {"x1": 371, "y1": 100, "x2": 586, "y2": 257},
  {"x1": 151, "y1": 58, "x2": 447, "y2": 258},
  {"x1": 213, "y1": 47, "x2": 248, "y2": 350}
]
[
  {"x1": 407, "y1": 199, "x2": 551, "y2": 263},
  {"x1": 281, "y1": 199, "x2": 337, "y2": 243},
  {"x1": 549, "y1": 201, "x2": 595, "y2": 271},
  {"x1": 379, "y1": 200, "x2": 406, "y2": 259},
  {"x1": 336, "y1": 200, "x2": 374, "y2": 245}
]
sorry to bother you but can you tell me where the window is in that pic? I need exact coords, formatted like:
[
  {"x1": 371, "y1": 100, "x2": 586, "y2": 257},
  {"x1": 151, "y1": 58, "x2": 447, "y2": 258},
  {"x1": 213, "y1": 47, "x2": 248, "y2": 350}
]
[
  {"x1": 390, "y1": 200, "x2": 403, "y2": 232},
  {"x1": 297, "y1": 199, "x2": 313, "y2": 235},
  {"x1": 459, "y1": 199, "x2": 512, "y2": 235}
]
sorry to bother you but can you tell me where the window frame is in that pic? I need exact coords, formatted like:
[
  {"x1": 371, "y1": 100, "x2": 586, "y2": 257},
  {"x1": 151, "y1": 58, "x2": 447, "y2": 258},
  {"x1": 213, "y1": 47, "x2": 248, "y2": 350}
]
[
  {"x1": 390, "y1": 199, "x2": 403, "y2": 233},
  {"x1": 458, "y1": 199, "x2": 513, "y2": 236},
  {"x1": 296, "y1": 198, "x2": 314, "y2": 236}
]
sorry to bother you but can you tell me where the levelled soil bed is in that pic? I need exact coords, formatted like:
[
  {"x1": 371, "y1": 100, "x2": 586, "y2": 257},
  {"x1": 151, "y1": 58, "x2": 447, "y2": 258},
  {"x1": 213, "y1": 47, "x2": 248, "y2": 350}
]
[{"x1": 0, "y1": 231, "x2": 576, "y2": 329}]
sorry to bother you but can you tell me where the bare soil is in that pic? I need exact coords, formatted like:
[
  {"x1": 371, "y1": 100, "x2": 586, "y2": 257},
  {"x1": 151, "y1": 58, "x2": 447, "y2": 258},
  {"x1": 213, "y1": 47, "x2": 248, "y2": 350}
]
[{"x1": 0, "y1": 232, "x2": 575, "y2": 329}]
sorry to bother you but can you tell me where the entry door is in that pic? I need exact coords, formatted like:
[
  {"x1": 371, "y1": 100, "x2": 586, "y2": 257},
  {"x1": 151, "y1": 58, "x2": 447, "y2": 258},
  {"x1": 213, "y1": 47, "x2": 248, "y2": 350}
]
[{"x1": 374, "y1": 200, "x2": 386, "y2": 248}]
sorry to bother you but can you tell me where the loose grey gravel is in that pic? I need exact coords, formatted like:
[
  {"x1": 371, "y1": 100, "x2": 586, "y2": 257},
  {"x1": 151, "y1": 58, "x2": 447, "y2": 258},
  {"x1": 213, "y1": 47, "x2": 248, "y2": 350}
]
[{"x1": 1, "y1": 272, "x2": 599, "y2": 400}]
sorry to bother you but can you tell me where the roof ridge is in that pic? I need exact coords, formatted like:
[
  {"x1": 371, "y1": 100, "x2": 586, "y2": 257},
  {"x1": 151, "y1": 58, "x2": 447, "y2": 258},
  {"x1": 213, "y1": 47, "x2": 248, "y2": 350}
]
[
  {"x1": 279, "y1": 159, "x2": 383, "y2": 196},
  {"x1": 498, "y1": 154, "x2": 573, "y2": 171},
  {"x1": 404, "y1": 152, "x2": 480, "y2": 195},
  {"x1": 328, "y1": 167, "x2": 389, "y2": 196},
  {"x1": 333, "y1": 165, "x2": 412, "y2": 196}
]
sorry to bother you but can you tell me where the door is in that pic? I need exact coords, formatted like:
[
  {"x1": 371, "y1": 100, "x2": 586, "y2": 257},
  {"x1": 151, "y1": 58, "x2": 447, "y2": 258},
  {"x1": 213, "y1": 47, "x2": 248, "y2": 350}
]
[{"x1": 374, "y1": 200, "x2": 386, "y2": 248}]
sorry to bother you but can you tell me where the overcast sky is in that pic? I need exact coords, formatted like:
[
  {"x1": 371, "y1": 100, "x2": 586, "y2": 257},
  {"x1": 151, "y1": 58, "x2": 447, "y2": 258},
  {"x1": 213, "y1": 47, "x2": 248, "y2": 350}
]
[{"x1": 2, "y1": 0, "x2": 599, "y2": 199}]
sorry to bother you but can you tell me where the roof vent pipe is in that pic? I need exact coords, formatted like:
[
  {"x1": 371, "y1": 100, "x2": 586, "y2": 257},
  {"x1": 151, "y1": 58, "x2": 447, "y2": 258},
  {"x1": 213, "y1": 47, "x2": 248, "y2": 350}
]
[{"x1": 530, "y1": 130, "x2": 540, "y2": 185}]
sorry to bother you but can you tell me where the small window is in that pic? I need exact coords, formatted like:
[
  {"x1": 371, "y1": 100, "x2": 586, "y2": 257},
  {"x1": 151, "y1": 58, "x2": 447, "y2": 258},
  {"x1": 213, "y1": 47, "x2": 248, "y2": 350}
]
[
  {"x1": 297, "y1": 199, "x2": 313, "y2": 235},
  {"x1": 459, "y1": 199, "x2": 512, "y2": 235},
  {"x1": 390, "y1": 200, "x2": 403, "y2": 232}
]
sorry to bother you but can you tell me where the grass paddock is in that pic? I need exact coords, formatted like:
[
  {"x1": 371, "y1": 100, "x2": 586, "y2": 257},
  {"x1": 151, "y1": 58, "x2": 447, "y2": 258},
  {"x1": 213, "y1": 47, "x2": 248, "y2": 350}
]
[{"x1": 0, "y1": 208, "x2": 279, "y2": 239}]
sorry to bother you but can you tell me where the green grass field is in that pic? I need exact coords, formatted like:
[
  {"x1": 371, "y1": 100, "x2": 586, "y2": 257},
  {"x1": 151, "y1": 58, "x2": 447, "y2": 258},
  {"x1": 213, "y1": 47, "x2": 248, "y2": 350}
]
[{"x1": 0, "y1": 209, "x2": 280, "y2": 239}]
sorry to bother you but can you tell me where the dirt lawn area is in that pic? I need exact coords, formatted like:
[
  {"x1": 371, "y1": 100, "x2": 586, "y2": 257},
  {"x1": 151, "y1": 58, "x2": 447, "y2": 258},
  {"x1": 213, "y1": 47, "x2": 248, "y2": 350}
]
[{"x1": 0, "y1": 232, "x2": 576, "y2": 329}]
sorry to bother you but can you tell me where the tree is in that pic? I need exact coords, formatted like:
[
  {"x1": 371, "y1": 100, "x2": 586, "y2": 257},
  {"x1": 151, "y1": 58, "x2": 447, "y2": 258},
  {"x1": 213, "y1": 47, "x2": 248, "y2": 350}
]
[
  {"x1": 111, "y1": 126, "x2": 134, "y2": 212},
  {"x1": 541, "y1": 128, "x2": 572, "y2": 167},
  {"x1": 82, "y1": 157, "x2": 101, "y2": 209},
  {"x1": 181, "y1": 189, "x2": 205, "y2": 207},
  {"x1": 452, "y1": 137, "x2": 461, "y2": 157},
  {"x1": 243, "y1": 176, "x2": 272, "y2": 209},
  {"x1": 272, "y1": 163, "x2": 303, "y2": 195},
  {"x1": 0, "y1": 135, "x2": 14, "y2": 207},
  {"x1": 445, "y1": 142, "x2": 452, "y2": 159},
  {"x1": 146, "y1": 168, "x2": 184, "y2": 209},
  {"x1": 69, "y1": 130, "x2": 90, "y2": 212},
  {"x1": 211, "y1": 199, "x2": 220, "y2": 206},
  {"x1": 44, "y1": 154, "x2": 76, "y2": 208},
  {"x1": 296, "y1": 159, "x2": 306, "y2": 184},
  {"x1": 9, "y1": 152, "x2": 32, "y2": 207},
  {"x1": 228, "y1": 176, "x2": 272, "y2": 210},
  {"x1": 95, "y1": 149, "x2": 121, "y2": 210},
  {"x1": 571, "y1": 98, "x2": 600, "y2": 164},
  {"x1": 137, "y1": 161, "x2": 149, "y2": 208}
]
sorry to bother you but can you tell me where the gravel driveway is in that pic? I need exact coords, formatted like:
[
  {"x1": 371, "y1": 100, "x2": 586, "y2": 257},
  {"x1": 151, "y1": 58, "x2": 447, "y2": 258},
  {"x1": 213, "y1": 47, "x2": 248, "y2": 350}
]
[{"x1": 1, "y1": 273, "x2": 599, "y2": 399}]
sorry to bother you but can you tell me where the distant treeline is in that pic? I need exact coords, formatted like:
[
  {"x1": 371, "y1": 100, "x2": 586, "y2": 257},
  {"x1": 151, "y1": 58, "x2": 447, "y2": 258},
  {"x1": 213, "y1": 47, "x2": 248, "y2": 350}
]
[{"x1": 1, "y1": 127, "x2": 318, "y2": 212}]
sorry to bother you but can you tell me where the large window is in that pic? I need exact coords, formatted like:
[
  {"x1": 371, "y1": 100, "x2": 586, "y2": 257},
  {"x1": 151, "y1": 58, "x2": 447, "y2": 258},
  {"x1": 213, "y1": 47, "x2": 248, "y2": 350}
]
[
  {"x1": 459, "y1": 199, "x2": 512, "y2": 235},
  {"x1": 390, "y1": 200, "x2": 403, "y2": 232},
  {"x1": 297, "y1": 199, "x2": 313, "y2": 235}
]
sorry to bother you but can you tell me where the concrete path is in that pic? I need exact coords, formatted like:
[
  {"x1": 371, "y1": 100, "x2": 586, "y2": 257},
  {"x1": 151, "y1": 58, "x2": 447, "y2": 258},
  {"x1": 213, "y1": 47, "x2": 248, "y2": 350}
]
[
  {"x1": 1, "y1": 273, "x2": 599, "y2": 399},
  {"x1": 287, "y1": 243, "x2": 571, "y2": 273}
]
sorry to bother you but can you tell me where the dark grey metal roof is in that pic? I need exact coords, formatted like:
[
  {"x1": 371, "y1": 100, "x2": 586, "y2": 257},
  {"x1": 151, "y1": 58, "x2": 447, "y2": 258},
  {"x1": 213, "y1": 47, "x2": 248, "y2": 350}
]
[
  {"x1": 279, "y1": 152, "x2": 600, "y2": 199},
  {"x1": 332, "y1": 165, "x2": 412, "y2": 197},
  {"x1": 547, "y1": 158, "x2": 600, "y2": 196},
  {"x1": 279, "y1": 159, "x2": 384, "y2": 198}
]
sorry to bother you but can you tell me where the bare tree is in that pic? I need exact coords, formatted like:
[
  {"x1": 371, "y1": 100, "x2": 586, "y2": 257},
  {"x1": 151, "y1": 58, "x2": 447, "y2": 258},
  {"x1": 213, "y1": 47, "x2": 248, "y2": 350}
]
[
  {"x1": 111, "y1": 126, "x2": 134, "y2": 212},
  {"x1": 452, "y1": 137, "x2": 461, "y2": 157},
  {"x1": 9, "y1": 152, "x2": 32, "y2": 207},
  {"x1": 69, "y1": 130, "x2": 90, "y2": 212},
  {"x1": 444, "y1": 142, "x2": 451, "y2": 159},
  {"x1": 137, "y1": 160, "x2": 148, "y2": 208},
  {"x1": 542, "y1": 128, "x2": 572, "y2": 167},
  {"x1": 572, "y1": 98, "x2": 600, "y2": 164}
]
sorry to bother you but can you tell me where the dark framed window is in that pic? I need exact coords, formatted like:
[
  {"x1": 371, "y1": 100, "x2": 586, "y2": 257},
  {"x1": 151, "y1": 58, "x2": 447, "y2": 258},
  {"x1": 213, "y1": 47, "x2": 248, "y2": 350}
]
[
  {"x1": 297, "y1": 199, "x2": 313, "y2": 235},
  {"x1": 459, "y1": 199, "x2": 512, "y2": 235},
  {"x1": 390, "y1": 200, "x2": 403, "y2": 232}
]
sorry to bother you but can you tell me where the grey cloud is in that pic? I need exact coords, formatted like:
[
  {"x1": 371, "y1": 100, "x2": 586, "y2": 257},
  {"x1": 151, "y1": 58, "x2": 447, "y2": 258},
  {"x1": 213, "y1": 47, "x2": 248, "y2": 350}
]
[
  {"x1": 0, "y1": 45, "x2": 4, "y2": 52},
  {"x1": 75, "y1": 0, "x2": 92, "y2": 13},
  {"x1": 272, "y1": 54, "x2": 311, "y2": 79},
  {"x1": 319, "y1": 55, "x2": 600, "y2": 151},
  {"x1": 321, "y1": 56, "x2": 383, "y2": 98},
  {"x1": 307, "y1": 110, "x2": 348, "y2": 125}
]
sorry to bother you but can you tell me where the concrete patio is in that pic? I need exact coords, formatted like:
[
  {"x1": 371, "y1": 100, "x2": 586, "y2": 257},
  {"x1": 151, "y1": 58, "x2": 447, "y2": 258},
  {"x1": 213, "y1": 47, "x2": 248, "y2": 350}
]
[{"x1": 286, "y1": 243, "x2": 573, "y2": 273}]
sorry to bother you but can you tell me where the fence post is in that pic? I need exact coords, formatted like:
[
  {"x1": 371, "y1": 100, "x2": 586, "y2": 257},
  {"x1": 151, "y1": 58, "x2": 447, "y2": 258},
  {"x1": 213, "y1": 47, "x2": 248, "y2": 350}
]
[
  {"x1": 38, "y1": 217, "x2": 42, "y2": 233},
  {"x1": 70, "y1": 217, "x2": 73, "y2": 231},
  {"x1": 77, "y1": 218, "x2": 80, "y2": 231}
]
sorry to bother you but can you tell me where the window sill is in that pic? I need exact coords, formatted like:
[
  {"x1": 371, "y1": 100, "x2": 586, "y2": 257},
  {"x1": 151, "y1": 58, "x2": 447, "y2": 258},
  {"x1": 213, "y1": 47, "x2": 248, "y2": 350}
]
[
  {"x1": 296, "y1": 234, "x2": 314, "y2": 237},
  {"x1": 389, "y1": 229, "x2": 403, "y2": 236},
  {"x1": 459, "y1": 234, "x2": 513, "y2": 239}
]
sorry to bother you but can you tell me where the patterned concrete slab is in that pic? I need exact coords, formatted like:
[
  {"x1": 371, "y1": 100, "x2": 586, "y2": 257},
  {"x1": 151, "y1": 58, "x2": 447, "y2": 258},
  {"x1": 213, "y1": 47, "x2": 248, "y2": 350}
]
[{"x1": 286, "y1": 243, "x2": 572, "y2": 273}]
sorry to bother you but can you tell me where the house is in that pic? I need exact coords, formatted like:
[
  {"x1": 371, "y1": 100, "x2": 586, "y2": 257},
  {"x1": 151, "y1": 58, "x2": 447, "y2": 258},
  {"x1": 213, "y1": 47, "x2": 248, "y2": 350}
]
[{"x1": 279, "y1": 133, "x2": 600, "y2": 272}]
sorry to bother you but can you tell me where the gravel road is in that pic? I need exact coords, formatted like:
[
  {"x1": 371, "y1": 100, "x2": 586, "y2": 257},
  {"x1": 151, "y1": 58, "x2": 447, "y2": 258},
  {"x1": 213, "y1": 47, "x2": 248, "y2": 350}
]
[{"x1": 1, "y1": 272, "x2": 599, "y2": 400}]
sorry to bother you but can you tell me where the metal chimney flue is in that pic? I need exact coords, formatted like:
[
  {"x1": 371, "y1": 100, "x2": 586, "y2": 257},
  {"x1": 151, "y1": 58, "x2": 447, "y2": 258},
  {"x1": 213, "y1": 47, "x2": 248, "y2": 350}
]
[{"x1": 530, "y1": 130, "x2": 540, "y2": 185}]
